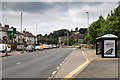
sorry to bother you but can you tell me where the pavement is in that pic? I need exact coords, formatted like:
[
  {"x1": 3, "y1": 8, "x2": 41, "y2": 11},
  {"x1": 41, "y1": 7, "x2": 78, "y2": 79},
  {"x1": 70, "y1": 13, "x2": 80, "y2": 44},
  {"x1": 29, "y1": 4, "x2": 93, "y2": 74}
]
[
  {"x1": 75, "y1": 60, "x2": 118, "y2": 78},
  {"x1": 2, "y1": 48, "x2": 73, "y2": 79},
  {"x1": 0, "y1": 51, "x2": 22, "y2": 57},
  {"x1": 75, "y1": 49, "x2": 119, "y2": 78},
  {"x1": 53, "y1": 49, "x2": 119, "y2": 79},
  {"x1": 54, "y1": 49, "x2": 87, "y2": 78}
]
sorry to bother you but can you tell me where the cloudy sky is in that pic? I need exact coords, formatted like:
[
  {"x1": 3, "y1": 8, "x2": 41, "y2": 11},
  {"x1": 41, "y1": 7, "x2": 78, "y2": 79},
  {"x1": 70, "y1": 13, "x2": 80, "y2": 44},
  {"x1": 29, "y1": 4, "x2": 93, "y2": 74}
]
[{"x1": 1, "y1": 0, "x2": 119, "y2": 35}]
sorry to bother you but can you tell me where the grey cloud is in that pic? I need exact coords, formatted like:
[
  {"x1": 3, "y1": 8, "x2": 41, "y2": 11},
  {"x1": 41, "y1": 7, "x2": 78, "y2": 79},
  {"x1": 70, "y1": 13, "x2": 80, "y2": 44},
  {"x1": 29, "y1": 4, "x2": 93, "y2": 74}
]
[
  {"x1": 2, "y1": 2, "x2": 103, "y2": 13},
  {"x1": 1, "y1": 2, "x2": 118, "y2": 35},
  {"x1": 2, "y1": 2, "x2": 57, "y2": 13}
]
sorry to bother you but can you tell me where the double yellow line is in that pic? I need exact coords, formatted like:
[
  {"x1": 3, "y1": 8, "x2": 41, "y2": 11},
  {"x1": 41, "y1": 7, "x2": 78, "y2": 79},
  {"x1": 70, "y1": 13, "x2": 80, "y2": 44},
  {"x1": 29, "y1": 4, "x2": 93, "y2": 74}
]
[
  {"x1": 64, "y1": 51, "x2": 90, "y2": 78},
  {"x1": 47, "y1": 57, "x2": 68, "y2": 80},
  {"x1": 48, "y1": 51, "x2": 90, "y2": 80}
]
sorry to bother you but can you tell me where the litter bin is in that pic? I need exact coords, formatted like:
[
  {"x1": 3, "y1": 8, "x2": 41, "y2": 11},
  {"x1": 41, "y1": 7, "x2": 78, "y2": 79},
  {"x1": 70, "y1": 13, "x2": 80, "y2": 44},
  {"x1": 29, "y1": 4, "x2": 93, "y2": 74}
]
[{"x1": 96, "y1": 34, "x2": 118, "y2": 58}]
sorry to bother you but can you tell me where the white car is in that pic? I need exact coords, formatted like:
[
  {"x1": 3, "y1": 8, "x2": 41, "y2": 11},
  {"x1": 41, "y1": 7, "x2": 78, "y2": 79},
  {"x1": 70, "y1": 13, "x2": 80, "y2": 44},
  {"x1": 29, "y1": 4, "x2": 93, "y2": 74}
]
[
  {"x1": 0, "y1": 44, "x2": 11, "y2": 53},
  {"x1": 43, "y1": 44, "x2": 48, "y2": 49},
  {"x1": 35, "y1": 45, "x2": 41, "y2": 50}
]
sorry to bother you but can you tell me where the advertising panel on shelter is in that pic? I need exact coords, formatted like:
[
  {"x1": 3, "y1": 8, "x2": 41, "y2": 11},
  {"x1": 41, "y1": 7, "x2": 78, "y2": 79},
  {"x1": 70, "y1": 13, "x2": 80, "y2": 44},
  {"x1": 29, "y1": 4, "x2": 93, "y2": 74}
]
[{"x1": 104, "y1": 40, "x2": 115, "y2": 57}]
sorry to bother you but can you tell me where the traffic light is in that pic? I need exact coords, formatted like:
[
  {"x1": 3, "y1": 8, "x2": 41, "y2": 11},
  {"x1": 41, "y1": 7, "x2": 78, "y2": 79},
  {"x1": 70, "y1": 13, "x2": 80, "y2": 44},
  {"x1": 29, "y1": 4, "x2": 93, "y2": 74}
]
[
  {"x1": 3, "y1": 36, "x2": 7, "y2": 40},
  {"x1": 13, "y1": 34, "x2": 16, "y2": 39}
]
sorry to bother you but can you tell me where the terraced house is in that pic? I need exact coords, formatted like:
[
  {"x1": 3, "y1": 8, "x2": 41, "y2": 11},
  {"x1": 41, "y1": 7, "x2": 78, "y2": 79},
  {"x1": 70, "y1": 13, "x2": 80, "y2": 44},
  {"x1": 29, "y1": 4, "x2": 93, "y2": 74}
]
[{"x1": 0, "y1": 23, "x2": 37, "y2": 45}]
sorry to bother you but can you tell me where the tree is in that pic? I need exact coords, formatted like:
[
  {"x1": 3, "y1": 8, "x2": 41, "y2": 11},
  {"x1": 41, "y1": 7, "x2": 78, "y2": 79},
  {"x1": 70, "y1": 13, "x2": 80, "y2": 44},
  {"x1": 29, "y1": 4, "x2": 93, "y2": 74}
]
[
  {"x1": 84, "y1": 5, "x2": 120, "y2": 44},
  {"x1": 75, "y1": 27, "x2": 79, "y2": 32},
  {"x1": 79, "y1": 28, "x2": 87, "y2": 34},
  {"x1": 86, "y1": 15, "x2": 105, "y2": 44}
]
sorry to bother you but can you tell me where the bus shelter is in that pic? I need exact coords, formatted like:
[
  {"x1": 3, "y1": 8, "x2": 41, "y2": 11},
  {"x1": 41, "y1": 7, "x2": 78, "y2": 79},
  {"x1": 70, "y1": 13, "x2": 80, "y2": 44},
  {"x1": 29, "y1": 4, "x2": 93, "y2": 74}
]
[{"x1": 96, "y1": 34, "x2": 118, "y2": 58}]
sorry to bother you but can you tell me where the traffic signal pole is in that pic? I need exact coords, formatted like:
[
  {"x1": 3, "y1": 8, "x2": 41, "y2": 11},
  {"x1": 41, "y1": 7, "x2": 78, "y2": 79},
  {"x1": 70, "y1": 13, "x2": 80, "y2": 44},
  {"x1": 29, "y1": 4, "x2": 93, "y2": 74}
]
[{"x1": 5, "y1": 41, "x2": 8, "y2": 56}]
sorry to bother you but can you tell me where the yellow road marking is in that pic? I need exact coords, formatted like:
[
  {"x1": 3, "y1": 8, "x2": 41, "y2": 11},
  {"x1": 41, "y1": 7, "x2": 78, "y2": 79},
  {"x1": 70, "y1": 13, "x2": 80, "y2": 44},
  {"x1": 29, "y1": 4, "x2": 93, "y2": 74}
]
[
  {"x1": 52, "y1": 71, "x2": 56, "y2": 75},
  {"x1": 47, "y1": 77, "x2": 51, "y2": 80},
  {"x1": 56, "y1": 66, "x2": 60, "y2": 70},
  {"x1": 48, "y1": 57, "x2": 68, "y2": 79},
  {"x1": 64, "y1": 51, "x2": 90, "y2": 78}
]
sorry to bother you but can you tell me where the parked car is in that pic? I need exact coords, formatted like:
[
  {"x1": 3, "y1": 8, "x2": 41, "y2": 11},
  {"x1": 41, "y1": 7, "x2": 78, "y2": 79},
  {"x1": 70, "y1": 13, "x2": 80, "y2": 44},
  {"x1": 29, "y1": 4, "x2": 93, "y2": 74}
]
[
  {"x1": 25, "y1": 45, "x2": 35, "y2": 51},
  {"x1": 16, "y1": 45, "x2": 25, "y2": 51},
  {"x1": 0, "y1": 44, "x2": 11, "y2": 53},
  {"x1": 35, "y1": 45, "x2": 41, "y2": 50},
  {"x1": 85, "y1": 46, "x2": 88, "y2": 48},
  {"x1": 75, "y1": 45, "x2": 80, "y2": 48}
]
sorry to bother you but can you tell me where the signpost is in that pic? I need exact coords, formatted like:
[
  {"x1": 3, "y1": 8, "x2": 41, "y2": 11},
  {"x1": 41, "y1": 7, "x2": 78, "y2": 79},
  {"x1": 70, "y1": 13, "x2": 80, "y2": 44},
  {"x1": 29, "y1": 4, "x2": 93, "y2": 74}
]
[
  {"x1": 7, "y1": 28, "x2": 16, "y2": 39},
  {"x1": 7, "y1": 28, "x2": 16, "y2": 54}
]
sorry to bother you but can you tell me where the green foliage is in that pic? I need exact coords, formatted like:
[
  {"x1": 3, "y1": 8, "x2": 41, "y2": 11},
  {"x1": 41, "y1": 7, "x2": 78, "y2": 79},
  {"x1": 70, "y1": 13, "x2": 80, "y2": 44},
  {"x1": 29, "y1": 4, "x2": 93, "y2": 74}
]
[{"x1": 85, "y1": 5, "x2": 120, "y2": 44}]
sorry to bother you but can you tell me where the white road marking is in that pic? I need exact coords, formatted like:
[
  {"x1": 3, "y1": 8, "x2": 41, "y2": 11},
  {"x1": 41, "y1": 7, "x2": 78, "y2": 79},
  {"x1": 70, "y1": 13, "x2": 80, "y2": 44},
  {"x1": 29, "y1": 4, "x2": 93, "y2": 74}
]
[{"x1": 16, "y1": 62, "x2": 21, "y2": 64}]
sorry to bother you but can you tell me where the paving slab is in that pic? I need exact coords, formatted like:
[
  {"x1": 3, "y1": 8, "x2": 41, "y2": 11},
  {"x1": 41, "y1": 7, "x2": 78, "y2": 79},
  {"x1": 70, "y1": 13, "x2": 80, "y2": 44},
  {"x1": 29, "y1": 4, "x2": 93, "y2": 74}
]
[
  {"x1": 76, "y1": 60, "x2": 118, "y2": 78},
  {"x1": 54, "y1": 49, "x2": 86, "y2": 78},
  {"x1": 75, "y1": 49, "x2": 119, "y2": 78}
]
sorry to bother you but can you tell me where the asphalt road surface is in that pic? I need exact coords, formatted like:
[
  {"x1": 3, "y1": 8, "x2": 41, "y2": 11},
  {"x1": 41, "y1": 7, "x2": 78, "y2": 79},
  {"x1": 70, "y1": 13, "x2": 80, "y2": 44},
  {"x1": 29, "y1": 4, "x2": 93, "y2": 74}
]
[{"x1": 2, "y1": 48, "x2": 73, "y2": 79}]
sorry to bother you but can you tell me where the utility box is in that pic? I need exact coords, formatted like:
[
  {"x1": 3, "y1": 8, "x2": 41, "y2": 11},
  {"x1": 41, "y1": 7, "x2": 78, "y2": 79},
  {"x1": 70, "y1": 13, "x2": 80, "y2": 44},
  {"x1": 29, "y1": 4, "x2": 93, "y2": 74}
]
[{"x1": 96, "y1": 34, "x2": 118, "y2": 58}]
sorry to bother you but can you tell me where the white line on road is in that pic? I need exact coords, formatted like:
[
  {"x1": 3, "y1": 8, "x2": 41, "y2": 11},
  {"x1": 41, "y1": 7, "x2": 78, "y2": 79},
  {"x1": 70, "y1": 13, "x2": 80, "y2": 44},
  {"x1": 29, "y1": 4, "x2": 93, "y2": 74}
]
[{"x1": 16, "y1": 62, "x2": 22, "y2": 64}]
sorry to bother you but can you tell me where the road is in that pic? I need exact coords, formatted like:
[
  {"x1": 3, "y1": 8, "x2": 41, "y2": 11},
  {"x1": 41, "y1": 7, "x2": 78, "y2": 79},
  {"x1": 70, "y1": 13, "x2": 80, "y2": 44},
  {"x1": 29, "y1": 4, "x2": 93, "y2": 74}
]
[{"x1": 2, "y1": 48, "x2": 73, "y2": 79}]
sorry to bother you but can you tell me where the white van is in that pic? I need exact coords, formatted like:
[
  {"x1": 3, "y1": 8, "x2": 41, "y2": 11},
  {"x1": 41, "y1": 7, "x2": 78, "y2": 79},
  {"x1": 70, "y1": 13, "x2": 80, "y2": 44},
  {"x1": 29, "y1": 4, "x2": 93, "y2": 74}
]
[{"x1": 0, "y1": 44, "x2": 11, "y2": 53}]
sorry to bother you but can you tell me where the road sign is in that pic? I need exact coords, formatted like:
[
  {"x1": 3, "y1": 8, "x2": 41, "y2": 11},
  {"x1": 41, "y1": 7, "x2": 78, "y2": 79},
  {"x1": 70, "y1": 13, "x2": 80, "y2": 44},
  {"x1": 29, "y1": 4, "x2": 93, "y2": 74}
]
[{"x1": 7, "y1": 28, "x2": 16, "y2": 39}]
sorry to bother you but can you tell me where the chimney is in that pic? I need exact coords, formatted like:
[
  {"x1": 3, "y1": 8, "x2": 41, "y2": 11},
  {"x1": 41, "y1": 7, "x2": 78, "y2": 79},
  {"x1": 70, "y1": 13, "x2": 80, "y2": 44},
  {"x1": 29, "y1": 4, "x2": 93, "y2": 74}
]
[
  {"x1": 23, "y1": 30, "x2": 25, "y2": 33},
  {"x1": 0, "y1": 23, "x2": 2, "y2": 26},
  {"x1": 11, "y1": 26, "x2": 14, "y2": 28},
  {"x1": 5, "y1": 25, "x2": 9, "y2": 31}
]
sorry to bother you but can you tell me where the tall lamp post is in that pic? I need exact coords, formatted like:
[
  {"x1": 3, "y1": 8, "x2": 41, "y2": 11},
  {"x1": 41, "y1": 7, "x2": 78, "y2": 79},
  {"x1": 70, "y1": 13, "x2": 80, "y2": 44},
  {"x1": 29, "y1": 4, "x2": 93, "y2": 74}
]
[
  {"x1": 21, "y1": 12, "x2": 23, "y2": 44},
  {"x1": 86, "y1": 12, "x2": 89, "y2": 46}
]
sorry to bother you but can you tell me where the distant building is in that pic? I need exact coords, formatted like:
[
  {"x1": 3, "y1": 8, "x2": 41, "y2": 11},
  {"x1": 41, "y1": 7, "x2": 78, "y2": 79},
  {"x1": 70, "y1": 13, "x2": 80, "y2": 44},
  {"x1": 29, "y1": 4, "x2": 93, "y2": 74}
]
[
  {"x1": 0, "y1": 23, "x2": 37, "y2": 45},
  {"x1": 23, "y1": 31, "x2": 37, "y2": 45},
  {"x1": 0, "y1": 24, "x2": 9, "y2": 42},
  {"x1": 70, "y1": 32, "x2": 79, "y2": 40},
  {"x1": 58, "y1": 36, "x2": 67, "y2": 44}
]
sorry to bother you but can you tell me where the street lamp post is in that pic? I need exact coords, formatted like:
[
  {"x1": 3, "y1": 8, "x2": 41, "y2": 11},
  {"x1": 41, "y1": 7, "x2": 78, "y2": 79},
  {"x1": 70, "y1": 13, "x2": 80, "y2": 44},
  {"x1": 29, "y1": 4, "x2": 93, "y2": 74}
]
[
  {"x1": 21, "y1": 13, "x2": 23, "y2": 33},
  {"x1": 21, "y1": 12, "x2": 23, "y2": 44},
  {"x1": 86, "y1": 12, "x2": 89, "y2": 45}
]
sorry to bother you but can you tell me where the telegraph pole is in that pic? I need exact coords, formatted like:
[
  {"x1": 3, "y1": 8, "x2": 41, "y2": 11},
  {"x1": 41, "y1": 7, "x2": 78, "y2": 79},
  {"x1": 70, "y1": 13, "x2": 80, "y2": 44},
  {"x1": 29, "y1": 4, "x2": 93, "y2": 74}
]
[
  {"x1": 36, "y1": 24, "x2": 37, "y2": 45},
  {"x1": 67, "y1": 31, "x2": 69, "y2": 46}
]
